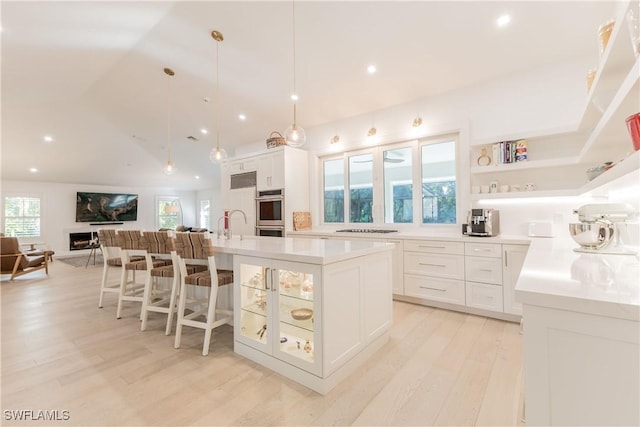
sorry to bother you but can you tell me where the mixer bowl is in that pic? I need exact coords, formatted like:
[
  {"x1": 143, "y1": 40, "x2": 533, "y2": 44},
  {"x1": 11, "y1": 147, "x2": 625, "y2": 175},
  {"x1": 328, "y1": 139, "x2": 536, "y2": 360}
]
[{"x1": 568, "y1": 223, "x2": 614, "y2": 249}]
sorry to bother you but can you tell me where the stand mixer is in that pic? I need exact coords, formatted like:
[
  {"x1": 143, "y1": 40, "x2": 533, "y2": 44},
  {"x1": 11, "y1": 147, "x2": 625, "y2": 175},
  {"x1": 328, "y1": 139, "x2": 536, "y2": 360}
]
[{"x1": 570, "y1": 203, "x2": 639, "y2": 255}]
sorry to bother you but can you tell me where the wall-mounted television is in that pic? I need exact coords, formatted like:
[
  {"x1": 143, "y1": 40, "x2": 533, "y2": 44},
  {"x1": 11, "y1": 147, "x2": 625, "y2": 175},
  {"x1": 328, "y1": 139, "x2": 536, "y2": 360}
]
[{"x1": 76, "y1": 192, "x2": 138, "y2": 223}]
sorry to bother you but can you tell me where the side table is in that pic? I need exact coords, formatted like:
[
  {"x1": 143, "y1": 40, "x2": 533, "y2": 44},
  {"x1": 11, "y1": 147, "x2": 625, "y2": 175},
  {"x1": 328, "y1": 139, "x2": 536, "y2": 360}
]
[{"x1": 85, "y1": 243, "x2": 102, "y2": 268}]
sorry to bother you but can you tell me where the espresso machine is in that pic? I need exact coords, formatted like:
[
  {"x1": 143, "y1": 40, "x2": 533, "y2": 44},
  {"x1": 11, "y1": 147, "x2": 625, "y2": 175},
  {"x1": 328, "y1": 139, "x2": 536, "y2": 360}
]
[
  {"x1": 466, "y1": 209, "x2": 500, "y2": 237},
  {"x1": 569, "y1": 203, "x2": 638, "y2": 254}
]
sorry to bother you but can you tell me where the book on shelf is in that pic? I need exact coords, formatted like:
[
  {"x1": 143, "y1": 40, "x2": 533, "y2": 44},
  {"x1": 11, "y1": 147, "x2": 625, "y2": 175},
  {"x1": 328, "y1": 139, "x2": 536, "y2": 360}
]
[{"x1": 491, "y1": 139, "x2": 527, "y2": 165}]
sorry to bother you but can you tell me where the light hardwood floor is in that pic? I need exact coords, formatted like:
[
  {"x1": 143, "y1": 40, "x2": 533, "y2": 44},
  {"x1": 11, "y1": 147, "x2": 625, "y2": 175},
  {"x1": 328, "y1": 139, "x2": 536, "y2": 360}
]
[{"x1": 1, "y1": 260, "x2": 524, "y2": 426}]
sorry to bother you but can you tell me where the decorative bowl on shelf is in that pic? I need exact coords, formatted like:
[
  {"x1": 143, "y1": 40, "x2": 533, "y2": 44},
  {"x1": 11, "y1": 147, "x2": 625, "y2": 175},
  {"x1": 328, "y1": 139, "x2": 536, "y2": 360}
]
[{"x1": 290, "y1": 308, "x2": 313, "y2": 320}]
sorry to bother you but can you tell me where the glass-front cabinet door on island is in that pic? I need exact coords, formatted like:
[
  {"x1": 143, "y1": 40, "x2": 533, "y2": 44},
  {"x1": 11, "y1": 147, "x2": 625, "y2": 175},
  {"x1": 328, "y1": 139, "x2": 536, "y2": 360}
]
[{"x1": 234, "y1": 255, "x2": 322, "y2": 376}]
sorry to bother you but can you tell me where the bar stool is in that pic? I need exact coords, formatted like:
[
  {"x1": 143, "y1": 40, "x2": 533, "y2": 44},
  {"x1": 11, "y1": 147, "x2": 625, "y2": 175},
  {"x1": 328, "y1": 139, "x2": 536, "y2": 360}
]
[
  {"x1": 140, "y1": 232, "x2": 207, "y2": 335},
  {"x1": 174, "y1": 232, "x2": 233, "y2": 356},
  {"x1": 116, "y1": 230, "x2": 169, "y2": 320}
]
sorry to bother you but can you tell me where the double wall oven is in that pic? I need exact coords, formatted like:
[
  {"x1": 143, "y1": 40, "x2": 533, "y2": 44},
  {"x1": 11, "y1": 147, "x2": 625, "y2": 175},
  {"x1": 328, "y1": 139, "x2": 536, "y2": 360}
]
[{"x1": 256, "y1": 189, "x2": 285, "y2": 237}]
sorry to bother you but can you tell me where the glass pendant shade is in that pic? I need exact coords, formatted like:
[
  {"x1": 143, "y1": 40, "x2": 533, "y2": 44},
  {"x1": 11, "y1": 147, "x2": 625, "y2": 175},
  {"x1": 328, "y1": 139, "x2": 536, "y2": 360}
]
[
  {"x1": 210, "y1": 145, "x2": 228, "y2": 163},
  {"x1": 284, "y1": 122, "x2": 306, "y2": 147},
  {"x1": 284, "y1": 103, "x2": 306, "y2": 147},
  {"x1": 163, "y1": 159, "x2": 176, "y2": 175}
]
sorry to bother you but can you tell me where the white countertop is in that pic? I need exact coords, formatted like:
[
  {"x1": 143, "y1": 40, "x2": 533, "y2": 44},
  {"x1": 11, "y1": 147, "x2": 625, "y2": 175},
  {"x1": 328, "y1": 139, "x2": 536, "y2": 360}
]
[
  {"x1": 515, "y1": 237, "x2": 640, "y2": 321},
  {"x1": 209, "y1": 235, "x2": 394, "y2": 265},
  {"x1": 289, "y1": 229, "x2": 531, "y2": 244}
]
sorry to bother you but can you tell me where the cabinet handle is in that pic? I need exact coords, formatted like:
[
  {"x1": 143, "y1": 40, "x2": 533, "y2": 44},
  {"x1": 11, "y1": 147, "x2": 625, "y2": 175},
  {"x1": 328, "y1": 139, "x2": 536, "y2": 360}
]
[
  {"x1": 479, "y1": 269, "x2": 493, "y2": 272},
  {"x1": 271, "y1": 269, "x2": 277, "y2": 293},
  {"x1": 504, "y1": 251, "x2": 508, "y2": 268},
  {"x1": 418, "y1": 262, "x2": 445, "y2": 267},
  {"x1": 265, "y1": 268, "x2": 271, "y2": 290},
  {"x1": 419, "y1": 286, "x2": 445, "y2": 292},
  {"x1": 474, "y1": 248, "x2": 490, "y2": 252},
  {"x1": 419, "y1": 245, "x2": 445, "y2": 249}
]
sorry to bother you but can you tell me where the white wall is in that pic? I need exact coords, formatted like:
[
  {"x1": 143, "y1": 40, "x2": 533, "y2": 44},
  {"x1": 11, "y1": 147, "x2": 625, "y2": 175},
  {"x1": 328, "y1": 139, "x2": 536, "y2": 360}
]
[{"x1": 1, "y1": 180, "x2": 196, "y2": 256}]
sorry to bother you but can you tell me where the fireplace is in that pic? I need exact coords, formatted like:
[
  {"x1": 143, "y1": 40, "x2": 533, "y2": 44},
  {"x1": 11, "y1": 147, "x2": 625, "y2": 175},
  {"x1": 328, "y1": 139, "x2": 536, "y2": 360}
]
[{"x1": 69, "y1": 232, "x2": 99, "y2": 251}]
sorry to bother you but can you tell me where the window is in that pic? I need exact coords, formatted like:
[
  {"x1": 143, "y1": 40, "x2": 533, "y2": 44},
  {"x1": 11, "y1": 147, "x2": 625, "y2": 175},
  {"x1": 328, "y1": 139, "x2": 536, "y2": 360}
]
[
  {"x1": 383, "y1": 146, "x2": 413, "y2": 223},
  {"x1": 349, "y1": 153, "x2": 373, "y2": 223},
  {"x1": 3, "y1": 196, "x2": 41, "y2": 237},
  {"x1": 323, "y1": 158, "x2": 344, "y2": 223},
  {"x1": 199, "y1": 200, "x2": 211, "y2": 230},
  {"x1": 157, "y1": 197, "x2": 182, "y2": 230},
  {"x1": 421, "y1": 140, "x2": 456, "y2": 224},
  {"x1": 321, "y1": 133, "x2": 458, "y2": 226}
]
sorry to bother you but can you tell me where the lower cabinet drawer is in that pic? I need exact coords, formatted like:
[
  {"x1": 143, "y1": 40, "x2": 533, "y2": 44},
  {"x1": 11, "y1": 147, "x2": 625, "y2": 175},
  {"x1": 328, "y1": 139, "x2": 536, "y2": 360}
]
[
  {"x1": 404, "y1": 252, "x2": 464, "y2": 280},
  {"x1": 465, "y1": 256, "x2": 502, "y2": 285},
  {"x1": 465, "y1": 281, "x2": 503, "y2": 312},
  {"x1": 404, "y1": 274, "x2": 465, "y2": 305}
]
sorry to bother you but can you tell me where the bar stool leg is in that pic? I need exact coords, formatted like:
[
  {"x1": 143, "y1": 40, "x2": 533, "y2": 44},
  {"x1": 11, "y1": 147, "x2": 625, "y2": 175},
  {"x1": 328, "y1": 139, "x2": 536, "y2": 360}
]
[
  {"x1": 174, "y1": 280, "x2": 188, "y2": 349},
  {"x1": 165, "y1": 274, "x2": 179, "y2": 335},
  {"x1": 202, "y1": 287, "x2": 219, "y2": 356}
]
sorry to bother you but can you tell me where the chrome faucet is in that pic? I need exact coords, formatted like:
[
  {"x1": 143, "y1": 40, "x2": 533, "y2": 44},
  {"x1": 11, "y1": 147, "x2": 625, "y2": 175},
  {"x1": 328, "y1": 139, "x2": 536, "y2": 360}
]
[
  {"x1": 216, "y1": 216, "x2": 226, "y2": 239},
  {"x1": 227, "y1": 209, "x2": 248, "y2": 240}
]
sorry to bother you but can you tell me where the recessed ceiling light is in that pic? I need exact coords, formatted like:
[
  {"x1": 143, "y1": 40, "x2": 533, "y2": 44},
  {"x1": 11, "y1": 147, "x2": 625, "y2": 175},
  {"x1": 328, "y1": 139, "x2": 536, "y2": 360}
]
[
  {"x1": 497, "y1": 14, "x2": 511, "y2": 27},
  {"x1": 200, "y1": 128, "x2": 208, "y2": 135},
  {"x1": 291, "y1": 93, "x2": 299, "y2": 101},
  {"x1": 195, "y1": 175, "x2": 200, "y2": 180},
  {"x1": 238, "y1": 114, "x2": 247, "y2": 121},
  {"x1": 29, "y1": 167, "x2": 38, "y2": 173},
  {"x1": 367, "y1": 65, "x2": 377, "y2": 74},
  {"x1": 43, "y1": 135, "x2": 53, "y2": 142}
]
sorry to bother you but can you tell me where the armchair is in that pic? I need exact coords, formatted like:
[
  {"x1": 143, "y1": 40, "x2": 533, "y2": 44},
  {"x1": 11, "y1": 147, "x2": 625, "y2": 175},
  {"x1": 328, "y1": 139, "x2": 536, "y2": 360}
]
[{"x1": 0, "y1": 237, "x2": 49, "y2": 281}]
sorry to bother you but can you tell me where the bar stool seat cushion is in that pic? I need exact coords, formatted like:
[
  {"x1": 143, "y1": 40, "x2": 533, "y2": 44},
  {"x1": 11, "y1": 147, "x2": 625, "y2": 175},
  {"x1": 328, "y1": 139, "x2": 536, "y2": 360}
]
[
  {"x1": 150, "y1": 263, "x2": 207, "y2": 278},
  {"x1": 106, "y1": 255, "x2": 144, "y2": 267},
  {"x1": 125, "y1": 259, "x2": 170, "y2": 270},
  {"x1": 184, "y1": 269, "x2": 233, "y2": 287}
]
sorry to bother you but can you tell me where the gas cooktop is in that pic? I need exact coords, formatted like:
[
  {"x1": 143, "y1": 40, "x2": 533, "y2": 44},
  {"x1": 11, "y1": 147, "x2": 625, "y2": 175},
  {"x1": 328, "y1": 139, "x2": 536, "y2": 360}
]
[{"x1": 336, "y1": 229, "x2": 398, "y2": 234}]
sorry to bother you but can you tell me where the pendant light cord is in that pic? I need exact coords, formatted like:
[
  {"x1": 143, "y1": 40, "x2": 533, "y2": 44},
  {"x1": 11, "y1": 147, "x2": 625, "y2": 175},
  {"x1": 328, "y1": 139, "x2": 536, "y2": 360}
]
[
  {"x1": 166, "y1": 70, "x2": 172, "y2": 163},
  {"x1": 292, "y1": 0, "x2": 297, "y2": 97},
  {"x1": 215, "y1": 38, "x2": 221, "y2": 151}
]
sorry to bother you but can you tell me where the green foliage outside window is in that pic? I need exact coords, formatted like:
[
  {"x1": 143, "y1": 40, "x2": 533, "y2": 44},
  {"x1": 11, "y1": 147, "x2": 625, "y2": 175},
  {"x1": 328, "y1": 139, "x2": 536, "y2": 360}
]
[
  {"x1": 350, "y1": 187, "x2": 373, "y2": 223},
  {"x1": 422, "y1": 181, "x2": 456, "y2": 224},
  {"x1": 324, "y1": 190, "x2": 344, "y2": 223},
  {"x1": 3, "y1": 196, "x2": 41, "y2": 237}
]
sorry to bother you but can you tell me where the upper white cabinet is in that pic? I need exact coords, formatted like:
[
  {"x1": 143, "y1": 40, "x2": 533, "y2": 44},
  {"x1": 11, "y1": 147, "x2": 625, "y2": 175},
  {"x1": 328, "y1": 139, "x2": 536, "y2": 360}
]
[
  {"x1": 470, "y1": 0, "x2": 639, "y2": 199},
  {"x1": 222, "y1": 146, "x2": 309, "y2": 232},
  {"x1": 229, "y1": 157, "x2": 257, "y2": 174},
  {"x1": 257, "y1": 150, "x2": 285, "y2": 190}
]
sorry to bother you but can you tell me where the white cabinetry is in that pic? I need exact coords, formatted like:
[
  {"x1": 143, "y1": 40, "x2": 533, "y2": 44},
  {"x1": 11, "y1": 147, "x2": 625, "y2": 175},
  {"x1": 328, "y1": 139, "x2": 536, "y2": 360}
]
[
  {"x1": 257, "y1": 151, "x2": 284, "y2": 191},
  {"x1": 403, "y1": 240, "x2": 466, "y2": 305},
  {"x1": 229, "y1": 157, "x2": 257, "y2": 174},
  {"x1": 464, "y1": 242, "x2": 503, "y2": 313},
  {"x1": 222, "y1": 146, "x2": 309, "y2": 232},
  {"x1": 522, "y1": 304, "x2": 639, "y2": 426},
  {"x1": 235, "y1": 256, "x2": 321, "y2": 375},
  {"x1": 234, "y1": 249, "x2": 392, "y2": 394},
  {"x1": 470, "y1": 0, "x2": 639, "y2": 199},
  {"x1": 502, "y1": 244, "x2": 529, "y2": 315},
  {"x1": 387, "y1": 239, "x2": 404, "y2": 295}
]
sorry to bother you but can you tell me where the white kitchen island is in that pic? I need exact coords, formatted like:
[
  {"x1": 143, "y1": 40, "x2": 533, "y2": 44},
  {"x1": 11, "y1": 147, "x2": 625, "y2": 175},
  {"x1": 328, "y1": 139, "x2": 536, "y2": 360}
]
[
  {"x1": 515, "y1": 238, "x2": 640, "y2": 426},
  {"x1": 209, "y1": 236, "x2": 395, "y2": 394}
]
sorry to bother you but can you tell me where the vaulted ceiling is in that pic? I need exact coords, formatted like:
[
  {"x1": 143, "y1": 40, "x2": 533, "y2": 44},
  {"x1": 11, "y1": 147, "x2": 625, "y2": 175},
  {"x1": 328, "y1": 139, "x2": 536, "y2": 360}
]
[{"x1": 1, "y1": 1, "x2": 617, "y2": 191}]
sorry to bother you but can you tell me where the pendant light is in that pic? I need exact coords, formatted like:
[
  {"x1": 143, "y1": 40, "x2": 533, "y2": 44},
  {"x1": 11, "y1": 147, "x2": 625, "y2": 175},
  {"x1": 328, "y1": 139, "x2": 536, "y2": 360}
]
[
  {"x1": 284, "y1": 0, "x2": 306, "y2": 147},
  {"x1": 209, "y1": 30, "x2": 228, "y2": 163},
  {"x1": 163, "y1": 67, "x2": 176, "y2": 175}
]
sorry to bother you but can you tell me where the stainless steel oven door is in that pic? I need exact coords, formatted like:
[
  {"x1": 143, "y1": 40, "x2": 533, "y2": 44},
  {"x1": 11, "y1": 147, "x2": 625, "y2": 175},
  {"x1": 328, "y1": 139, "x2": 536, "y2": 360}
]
[
  {"x1": 255, "y1": 226, "x2": 284, "y2": 237},
  {"x1": 256, "y1": 190, "x2": 284, "y2": 227}
]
